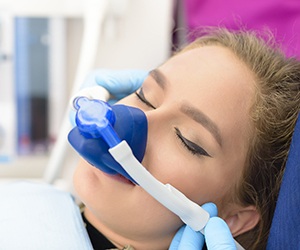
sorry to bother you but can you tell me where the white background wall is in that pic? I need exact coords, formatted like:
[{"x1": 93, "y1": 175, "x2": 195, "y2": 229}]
[{"x1": 0, "y1": 0, "x2": 175, "y2": 182}]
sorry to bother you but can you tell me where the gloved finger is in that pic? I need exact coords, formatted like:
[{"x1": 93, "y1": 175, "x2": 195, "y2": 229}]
[
  {"x1": 169, "y1": 203, "x2": 218, "y2": 250},
  {"x1": 172, "y1": 203, "x2": 217, "y2": 249},
  {"x1": 177, "y1": 226, "x2": 204, "y2": 250},
  {"x1": 205, "y1": 217, "x2": 236, "y2": 250},
  {"x1": 201, "y1": 202, "x2": 218, "y2": 218},
  {"x1": 169, "y1": 226, "x2": 185, "y2": 250},
  {"x1": 94, "y1": 69, "x2": 148, "y2": 99},
  {"x1": 69, "y1": 109, "x2": 77, "y2": 127}
]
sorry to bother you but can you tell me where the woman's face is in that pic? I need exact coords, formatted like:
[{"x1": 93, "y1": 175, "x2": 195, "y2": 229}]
[{"x1": 73, "y1": 45, "x2": 256, "y2": 249}]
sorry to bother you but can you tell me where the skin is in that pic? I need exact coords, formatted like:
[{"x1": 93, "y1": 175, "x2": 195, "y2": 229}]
[{"x1": 73, "y1": 45, "x2": 257, "y2": 249}]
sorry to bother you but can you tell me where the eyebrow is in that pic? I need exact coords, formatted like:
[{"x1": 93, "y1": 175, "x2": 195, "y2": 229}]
[
  {"x1": 180, "y1": 104, "x2": 223, "y2": 147},
  {"x1": 149, "y1": 69, "x2": 167, "y2": 89}
]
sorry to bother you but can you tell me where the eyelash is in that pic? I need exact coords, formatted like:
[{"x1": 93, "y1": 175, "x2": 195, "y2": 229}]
[
  {"x1": 135, "y1": 89, "x2": 210, "y2": 158},
  {"x1": 175, "y1": 128, "x2": 210, "y2": 157},
  {"x1": 135, "y1": 89, "x2": 156, "y2": 109}
]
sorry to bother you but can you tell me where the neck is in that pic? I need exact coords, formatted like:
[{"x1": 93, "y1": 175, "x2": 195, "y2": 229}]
[{"x1": 83, "y1": 207, "x2": 173, "y2": 250}]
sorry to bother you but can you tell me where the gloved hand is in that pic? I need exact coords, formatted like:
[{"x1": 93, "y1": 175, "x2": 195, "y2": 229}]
[
  {"x1": 70, "y1": 69, "x2": 148, "y2": 126},
  {"x1": 169, "y1": 203, "x2": 236, "y2": 250},
  {"x1": 80, "y1": 69, "x2": 149, "y2": 101}
]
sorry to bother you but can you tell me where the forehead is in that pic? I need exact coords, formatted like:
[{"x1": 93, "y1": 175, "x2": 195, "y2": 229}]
[
  {"x1": 161, "y1": 45, "x2": 251, "y2": 82},
  {"x1": 159, "y1": 45, "x2": 255, "y2": 100}
]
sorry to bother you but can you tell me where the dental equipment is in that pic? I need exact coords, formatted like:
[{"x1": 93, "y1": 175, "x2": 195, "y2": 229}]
[
  {"x1": 43, "y1": 0, "x2": 110, "y2": 184},
  {"x1": 68, "y1": 94, "x2": 244, "y2": 249}
]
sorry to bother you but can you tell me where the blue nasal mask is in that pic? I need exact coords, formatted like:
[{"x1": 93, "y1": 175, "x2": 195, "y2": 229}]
[
  {"x1": 67, "y1": 87, "x2": 244, "y2": 250},
  {"x1": 68, "y1": 96, "x2": 147, "y2": 184}
]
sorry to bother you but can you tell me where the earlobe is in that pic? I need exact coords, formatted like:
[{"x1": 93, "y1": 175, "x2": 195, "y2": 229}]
[{"x1": 224, "y1": 205, "x2": 260, "y2": 237}]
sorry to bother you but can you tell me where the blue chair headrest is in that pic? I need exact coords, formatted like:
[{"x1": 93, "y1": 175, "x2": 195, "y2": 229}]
[{"x1": 267, "y1": 114, "x2": 300, "y2": 249}]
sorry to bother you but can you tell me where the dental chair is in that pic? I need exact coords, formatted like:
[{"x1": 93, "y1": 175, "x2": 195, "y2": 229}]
[{"x1": 266, "y1": 114, "x2": 300, "y2": 249}]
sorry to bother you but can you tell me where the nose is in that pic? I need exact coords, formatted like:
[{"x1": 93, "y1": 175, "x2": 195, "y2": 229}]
[{"x1": 141, "y1": 106, "x2": 172, "y2": 166}]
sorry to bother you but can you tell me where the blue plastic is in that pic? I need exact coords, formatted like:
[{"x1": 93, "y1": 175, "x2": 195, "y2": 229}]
[
  {"x1": 68, "y1": 97, "x2": 148, "y2": 184},
  {"x1": 73, "y1": 97, "x2": 121, "y2": 147},
  {"x1": 267, "y1": 115, "x2": 300, "y2": 249}
]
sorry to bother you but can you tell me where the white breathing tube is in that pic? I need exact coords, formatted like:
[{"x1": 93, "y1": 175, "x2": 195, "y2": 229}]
[{"x1": 72, "y1": 86, "x2": 245, "y2": 250}]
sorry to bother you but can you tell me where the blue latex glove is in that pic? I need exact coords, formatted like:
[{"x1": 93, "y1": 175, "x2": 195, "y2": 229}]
[
  {"x1": 81, "y1": 69, "x2": 149, "y2": 101},
  {"x1": 70, "y1": 69, "x2": 148, "y2": 126},
  {"x1": 169, "y1": 203, "x2": 236, "y2": 250}
]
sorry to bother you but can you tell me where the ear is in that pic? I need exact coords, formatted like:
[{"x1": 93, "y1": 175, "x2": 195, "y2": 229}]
[{"x1": 223, "y1": 205, "x2": 260, "y2": 237}]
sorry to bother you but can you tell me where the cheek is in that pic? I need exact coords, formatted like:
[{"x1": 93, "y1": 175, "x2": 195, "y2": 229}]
[{"x1": 143, "y1": 135, "x2": 235, "y2": 207}]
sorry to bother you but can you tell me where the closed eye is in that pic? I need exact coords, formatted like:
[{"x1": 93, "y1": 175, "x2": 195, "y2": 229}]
[
  {"x1": 175, "y1": 127, "x2": 211, "y2": 157},
  {"x1": 135, "y1": 88, "x2": 156, "y2": 109}
]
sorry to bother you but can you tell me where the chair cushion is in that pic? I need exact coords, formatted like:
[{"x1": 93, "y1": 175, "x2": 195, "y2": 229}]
[{"x1": 0, "y1": 181, "x2": 93, "y2": 250}]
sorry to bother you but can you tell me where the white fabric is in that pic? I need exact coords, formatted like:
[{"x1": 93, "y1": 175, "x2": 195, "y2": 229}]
[{"x1": 0, "y1": 181, "x2": 93, "y2": 250}]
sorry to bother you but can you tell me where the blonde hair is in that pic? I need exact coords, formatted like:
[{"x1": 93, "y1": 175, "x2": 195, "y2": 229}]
[{"x1": 180, "y1": 28, "x2": 300, "y2": 249}]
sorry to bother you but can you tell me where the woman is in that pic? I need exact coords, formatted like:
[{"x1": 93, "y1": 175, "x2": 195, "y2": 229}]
[{"x1": 73, "y1": 28, "x2": 300, "y2": 249}]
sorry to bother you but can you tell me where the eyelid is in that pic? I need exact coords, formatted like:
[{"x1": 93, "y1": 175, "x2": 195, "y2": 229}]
[
  {"x1": 175, "y1": 127, "x2": 211, "y2": 157},
  {"x1": 135, "y1": 88, "x2": 156, "y2": 109}
]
